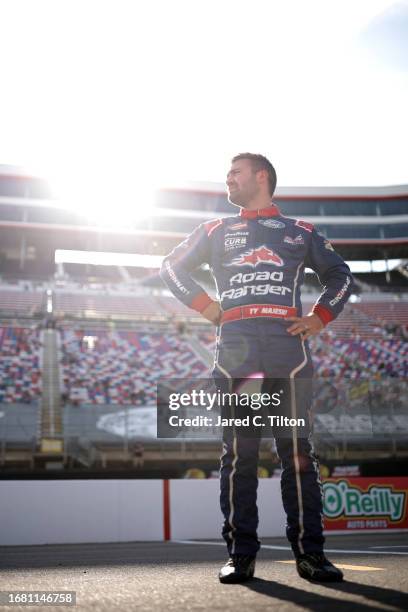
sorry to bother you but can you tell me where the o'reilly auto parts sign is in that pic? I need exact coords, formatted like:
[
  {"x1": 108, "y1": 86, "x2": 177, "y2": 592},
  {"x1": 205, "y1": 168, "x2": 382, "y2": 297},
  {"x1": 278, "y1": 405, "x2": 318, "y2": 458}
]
[{"x1": 323, "y1": 478, "x2": 408, "y2": 531}]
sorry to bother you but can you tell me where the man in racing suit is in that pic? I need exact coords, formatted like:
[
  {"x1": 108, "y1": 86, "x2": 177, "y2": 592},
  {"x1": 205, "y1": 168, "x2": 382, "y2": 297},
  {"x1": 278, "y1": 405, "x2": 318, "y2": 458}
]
[{"x1": 160, "y1": 153, "x2": 352, "y2": 583}]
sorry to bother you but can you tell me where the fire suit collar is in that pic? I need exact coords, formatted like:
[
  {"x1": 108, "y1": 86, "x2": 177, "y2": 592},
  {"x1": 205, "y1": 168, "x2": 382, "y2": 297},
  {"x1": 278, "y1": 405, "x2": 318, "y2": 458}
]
[{"x1": 239, "y1": 203, "x2": 281, "y2": 219}]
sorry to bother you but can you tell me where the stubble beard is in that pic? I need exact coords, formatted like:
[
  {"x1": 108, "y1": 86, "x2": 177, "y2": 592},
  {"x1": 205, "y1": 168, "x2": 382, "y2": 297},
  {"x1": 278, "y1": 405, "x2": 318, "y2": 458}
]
[{"x1": 228, "y1": 187, "x2": 253, "y2": 208}]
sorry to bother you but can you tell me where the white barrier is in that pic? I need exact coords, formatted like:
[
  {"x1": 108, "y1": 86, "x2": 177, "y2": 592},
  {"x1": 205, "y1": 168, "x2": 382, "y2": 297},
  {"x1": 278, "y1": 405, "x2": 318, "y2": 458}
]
[
  {"x1": 0, "y1": 478, "x2": 286, "y2": 546},
  {"x1": 0, "y1": 480, "x2": 164, "y2": 545},
  {"x1": 170, "y1": 478, "x2": 285, "y2": 540}
]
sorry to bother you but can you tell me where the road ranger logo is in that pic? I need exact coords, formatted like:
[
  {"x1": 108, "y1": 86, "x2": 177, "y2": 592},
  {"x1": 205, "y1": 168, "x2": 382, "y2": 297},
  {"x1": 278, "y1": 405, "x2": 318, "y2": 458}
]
[
  {"x1": 227, "y1": 246, "x2": 284, "y2": 268},
  {"x1": 323, "y1": 480, "x2": 406, "y2": 523},
  {"x1": 230, "y1": 270, "x2": 284, "y2": 284},
  {"x1": 220, "y1": 270, "x2": 291, "y2": 301}
]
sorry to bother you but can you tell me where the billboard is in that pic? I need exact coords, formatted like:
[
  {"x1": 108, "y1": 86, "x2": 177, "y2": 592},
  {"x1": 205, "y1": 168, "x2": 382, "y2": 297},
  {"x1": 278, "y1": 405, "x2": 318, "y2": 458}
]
[{"x1": 323, "y1": 477, "x2": 408, "y2": 531}]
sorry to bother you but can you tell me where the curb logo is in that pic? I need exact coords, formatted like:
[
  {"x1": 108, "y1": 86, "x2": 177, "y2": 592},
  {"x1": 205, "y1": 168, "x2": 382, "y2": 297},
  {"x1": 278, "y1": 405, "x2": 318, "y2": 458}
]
[{"x1": 323, "y1": 480, "x2": 406, "y2": 523}]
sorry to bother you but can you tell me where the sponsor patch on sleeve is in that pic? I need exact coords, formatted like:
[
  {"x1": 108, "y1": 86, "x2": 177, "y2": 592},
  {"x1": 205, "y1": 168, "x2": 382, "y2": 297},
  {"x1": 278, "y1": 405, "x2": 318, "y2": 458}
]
[
  {"x1": 204, "y1": 218, "x2": 223, "y2": 237},
  {"x1": 295, "y1": 219, "x2": 314, "y2": 232}
]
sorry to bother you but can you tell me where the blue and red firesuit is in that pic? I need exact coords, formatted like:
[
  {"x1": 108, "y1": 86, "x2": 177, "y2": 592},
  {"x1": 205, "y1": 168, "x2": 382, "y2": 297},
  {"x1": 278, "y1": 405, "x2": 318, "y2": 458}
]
[{"x1": 160, "y1": 203, "x2": 353, "y2": 557}]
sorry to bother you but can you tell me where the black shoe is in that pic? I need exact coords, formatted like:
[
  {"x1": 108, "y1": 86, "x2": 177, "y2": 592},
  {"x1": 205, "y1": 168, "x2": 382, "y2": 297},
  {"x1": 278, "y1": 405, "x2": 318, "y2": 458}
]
[
  {"x1": 219, "y1": 554, "x2": 256, "y2": 584},
  {"x1": 296, "y1": 553, "x2": 344, "y2": 582}
]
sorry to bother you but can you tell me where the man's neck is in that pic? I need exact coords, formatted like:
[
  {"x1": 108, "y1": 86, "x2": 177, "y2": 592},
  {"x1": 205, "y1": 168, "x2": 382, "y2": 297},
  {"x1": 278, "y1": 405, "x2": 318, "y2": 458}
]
[{"x1": 243, "y1": 195, "x2": 272, "y2": 211}]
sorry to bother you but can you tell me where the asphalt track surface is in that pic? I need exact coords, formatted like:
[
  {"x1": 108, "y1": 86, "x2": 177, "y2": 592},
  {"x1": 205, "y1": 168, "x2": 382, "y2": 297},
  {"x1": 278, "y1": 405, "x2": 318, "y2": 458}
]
[{"x1": 1, "y1": 534, "x2": 408, "y2": 611}]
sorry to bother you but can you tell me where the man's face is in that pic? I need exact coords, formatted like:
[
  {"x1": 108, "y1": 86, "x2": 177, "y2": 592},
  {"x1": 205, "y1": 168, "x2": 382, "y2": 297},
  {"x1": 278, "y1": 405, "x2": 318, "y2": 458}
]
[{"x1": 226, "y1": 159, "x2": 260, "y2": 207}]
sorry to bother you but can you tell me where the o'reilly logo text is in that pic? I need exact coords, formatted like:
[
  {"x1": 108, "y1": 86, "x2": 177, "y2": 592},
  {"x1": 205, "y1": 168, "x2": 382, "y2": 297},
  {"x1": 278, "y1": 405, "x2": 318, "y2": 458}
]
[{"x1": 323, "y1": 480, "x2": 406, "y2": 522}]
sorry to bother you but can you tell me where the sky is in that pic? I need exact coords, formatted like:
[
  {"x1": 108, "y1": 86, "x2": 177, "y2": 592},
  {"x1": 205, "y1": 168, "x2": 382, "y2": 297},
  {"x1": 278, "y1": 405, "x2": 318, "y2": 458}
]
[{"x1": 0, "y1": 0, "x2": 407, "y2": 220}]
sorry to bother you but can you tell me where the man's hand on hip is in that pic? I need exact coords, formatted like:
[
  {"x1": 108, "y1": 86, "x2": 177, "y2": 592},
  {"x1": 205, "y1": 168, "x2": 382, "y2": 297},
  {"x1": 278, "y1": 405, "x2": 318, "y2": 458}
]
[
  {"x1": 286, "y1": 313, "x2": 324, "y2": 339},
  {"x1": 201, "y1": 301, "x2": 222, "y2": 325}
]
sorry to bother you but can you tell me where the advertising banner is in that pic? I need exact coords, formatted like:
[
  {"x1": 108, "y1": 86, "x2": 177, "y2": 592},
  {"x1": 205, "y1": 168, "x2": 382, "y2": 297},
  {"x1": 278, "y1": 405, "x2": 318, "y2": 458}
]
[{"x1": 323, "y1": 477, "x2": 408, "y2": 531}]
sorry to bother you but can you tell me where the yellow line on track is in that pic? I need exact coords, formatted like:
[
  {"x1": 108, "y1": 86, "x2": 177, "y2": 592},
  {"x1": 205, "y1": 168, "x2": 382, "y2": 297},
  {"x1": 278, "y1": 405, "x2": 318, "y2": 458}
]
[{"x1": 277, "y1": 561, "x2": 384, "y2": 571}]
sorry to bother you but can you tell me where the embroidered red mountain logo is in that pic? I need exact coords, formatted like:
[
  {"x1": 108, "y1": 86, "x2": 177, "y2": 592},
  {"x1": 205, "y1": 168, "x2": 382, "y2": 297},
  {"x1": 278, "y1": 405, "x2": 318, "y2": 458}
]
[{"x1": 227, "y1": 246, "x2": 284, "y2": 267}]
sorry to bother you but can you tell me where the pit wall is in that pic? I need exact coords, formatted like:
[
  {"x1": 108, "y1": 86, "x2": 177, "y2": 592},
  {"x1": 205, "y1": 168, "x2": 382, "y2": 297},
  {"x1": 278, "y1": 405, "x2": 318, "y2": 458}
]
[{"x1": 0, "y1": 477, "x2": 407, "y2": 545}]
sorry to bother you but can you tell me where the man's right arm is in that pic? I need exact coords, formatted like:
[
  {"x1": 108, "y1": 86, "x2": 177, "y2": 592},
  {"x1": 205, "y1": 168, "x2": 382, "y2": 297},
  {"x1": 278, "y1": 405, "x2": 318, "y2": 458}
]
[{"x1": 160, "y1": 222, "x2": 222, "y2": 324}]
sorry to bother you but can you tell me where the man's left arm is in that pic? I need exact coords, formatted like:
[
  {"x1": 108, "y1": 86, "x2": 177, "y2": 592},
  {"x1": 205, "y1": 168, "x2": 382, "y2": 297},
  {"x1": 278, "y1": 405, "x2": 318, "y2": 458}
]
[{"x1": 287, "y1": 229, "x2": 354, "y2": 338}]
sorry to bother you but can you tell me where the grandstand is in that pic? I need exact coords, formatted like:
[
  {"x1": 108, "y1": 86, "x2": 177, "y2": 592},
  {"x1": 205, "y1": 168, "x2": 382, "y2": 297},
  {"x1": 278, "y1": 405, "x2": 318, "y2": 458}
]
[{"x1": 0, "y1": 167, "x2": 407, "y2": 477}]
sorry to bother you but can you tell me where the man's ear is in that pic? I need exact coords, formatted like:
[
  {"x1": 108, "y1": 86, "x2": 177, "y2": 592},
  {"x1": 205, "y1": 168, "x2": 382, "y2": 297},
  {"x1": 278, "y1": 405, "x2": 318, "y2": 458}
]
[{"x1": 257, "y1": 169, "x2": 268, "y2": 186}]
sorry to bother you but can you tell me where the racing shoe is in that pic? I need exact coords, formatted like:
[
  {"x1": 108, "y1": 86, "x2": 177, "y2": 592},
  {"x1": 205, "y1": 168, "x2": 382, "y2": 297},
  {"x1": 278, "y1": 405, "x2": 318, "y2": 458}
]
[
  {"x1": 296, "y1": 553, "x2": 344, "y2": 582},
  {"x1": 219, "y1": 554, "x2": 256, "y2": 584}
]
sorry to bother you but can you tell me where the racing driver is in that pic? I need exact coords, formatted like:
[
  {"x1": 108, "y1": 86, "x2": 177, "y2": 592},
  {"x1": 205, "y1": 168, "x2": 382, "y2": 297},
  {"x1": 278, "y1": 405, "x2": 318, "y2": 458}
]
[{"x1": 160, "y1": 153, "x2": 353, "y2": 583}]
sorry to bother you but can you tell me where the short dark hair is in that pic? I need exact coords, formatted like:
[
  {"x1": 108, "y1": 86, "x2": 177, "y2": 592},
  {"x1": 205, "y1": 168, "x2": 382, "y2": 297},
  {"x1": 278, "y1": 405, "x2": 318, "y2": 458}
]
[{"x1": 231, "y1": 153, "x2": 277, "y2": 197}]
